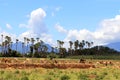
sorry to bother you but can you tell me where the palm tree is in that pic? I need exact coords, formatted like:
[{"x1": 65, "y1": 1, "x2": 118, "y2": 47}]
[
  {"x1": 74, "y1": 40, "x2": 79, "y2": 50},
  {"x1": 86, "y1": 41, "x2": 93, "y2": 48},
  {"x1": 61, "y1": 41, "x2": 64, "y2": 48},
  {"x1": 82, "y1": 40, "x2": 85, "y2": 49},
  {"x1": 57, "y1": 40, "x2": 60, "y2": 49},
  {"x1": 4, "y1": 40, "x2": 8, "y2": 54},
  {"x1": 57, "y1": 40, "x2": 65, "y2": 57},
  {"x1": 24, "y1": 37, "x2": 27, "y2": 53},
  {"x1": 69, "y1": 41, "x2": 73, "y2": 55},
  {"x1": 79, "y1": 42, "x2": 83, "y2": 50},
  {"x1": 31, "y1": 38, "x2": 35, "y2": 57},
  {"x1": 36, "y1": 37, "x2": 39, "y2": 43},
  {"x1": 1, "y1": 34, "x2": 3, "y2": 54},
  {"x1": 16, "y1": 39, "x2": 19, "y2": 52},
  {"x1": 69, "y1": 41, "x2": 73, "y2": 49},
  {"x1": 22, "y1": 42, "x2": 24, "y2": 56},
  {"x1": 5, "y1": 36, "x2": 11, "y2": 54},
  {"x1": 26, "y1": 38, "x2": 30, "y2": 53},
  {"x1": 91, "y1": 42, "x2": 94, "y2": 48}
]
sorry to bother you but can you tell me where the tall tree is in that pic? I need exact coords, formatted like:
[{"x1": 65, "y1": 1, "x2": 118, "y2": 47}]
[
  {"x1": 36, "y1": 37, "x2": 39, "y2": 43},
  {"x1": 22, "y1": 42, "x2": 24, "y2": 56},
  {"x1": 24, "y1": 37, "x2": 27, "y2": 54},
  {"x1": 57, "y1": 40, "x2": 60, "y2": 48},
  {"x1": 79, "y1": 42, "x2": 83, "y2": 50},
  {"x1": 82, "y1": 40, "x2": 85, "y2": 49},
  {"x1": 74, "y1": 40, "x2": 79, "y2": 50},
  {"x1": 1, "y1": 34, "x2": 3, "y2": 54},
  {"x1": 16, "y1": 39, "x2": 19, "y2": 52},
  {"x1": 69, "y1": 41, "x2": 73, "y2": 55},
  {"x1": 5, "y1": 36, "x2": 11, "y2": 49},
  {"x1": 86, "y1": 41, "x2": 93, "y2": 48},
  {"x1": 26, "y1": 38, "x2": 30, "y2": 53},
  {"x1": 31, "y1": 38, "x2": 35, "y2": 57}
]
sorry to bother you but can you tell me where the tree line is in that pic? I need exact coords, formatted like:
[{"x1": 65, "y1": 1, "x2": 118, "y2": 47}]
[{"x1": 0, "y1": 34, "x2": 119, "y2": 58}]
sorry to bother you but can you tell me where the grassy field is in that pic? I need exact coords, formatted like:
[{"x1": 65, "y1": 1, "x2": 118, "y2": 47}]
[
  {"x1": 0, "y1": 56, "x2": 120, "y2": 80},
  {"x1": 0, "y1": 67, "x2": 120, "y2": 80}
]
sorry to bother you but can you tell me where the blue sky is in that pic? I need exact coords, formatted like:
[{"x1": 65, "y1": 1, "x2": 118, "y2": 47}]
[{"x1": 0, "y1": 0, "x2": 120, "y2": 46}]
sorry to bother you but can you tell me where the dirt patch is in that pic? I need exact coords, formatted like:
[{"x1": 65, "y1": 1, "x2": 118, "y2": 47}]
[{"x1": 0, "y1": 58, "x2": 119, "y2": 69}]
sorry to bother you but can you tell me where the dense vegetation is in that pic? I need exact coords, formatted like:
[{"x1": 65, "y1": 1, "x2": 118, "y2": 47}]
[{"x1": 0, "y1": 35, "x2": 119, "y2": 58}]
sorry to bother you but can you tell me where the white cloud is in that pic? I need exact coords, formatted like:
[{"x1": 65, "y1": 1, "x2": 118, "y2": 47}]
[
  {"x1": 40, "y1": 33, "x2": 54, "y2": 45},
  {"x1": 6, "y1": 24, "x2": 12, "y2": 29},
  {"x1": 63, "y1": 14, "x2": 120, "y2": 46},
  {"x1": 18, "y1": 8, "x2": 54, "y2": 45},
  {"x1": 55, "y1": 23, "x2": 67, "y2": 34},
  {"x1": 27, "y1": 8, "x2": 47, "y2": 34},
  {"x1": 19, "y1": 8, "x2": 47, "y2": 37}
]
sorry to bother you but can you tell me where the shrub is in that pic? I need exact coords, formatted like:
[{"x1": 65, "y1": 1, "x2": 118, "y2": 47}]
[
  {"x1": 14, "y1": 70, "x2": 20, "y2": 74},
  {"x1": 0, "y1": 70, "x2": 4, "y2": 74},
  {"x1": 60, "y1": 74, "x2": 70, "y2": 80},
  {"x1": 21, "y1": 76, "x2": 29, "y2": 80},
  {"x1": 48, "y1": 53, "x2": 57, "y2": 60},
  {"x1": 78, "y1": 73, "x2": 89, "y2": 80}
]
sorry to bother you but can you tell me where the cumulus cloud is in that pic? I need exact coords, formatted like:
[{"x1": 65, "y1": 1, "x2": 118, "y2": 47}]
[
  {"x1": 18, "y1": 8, "x2": 54, "y2": 45},
  {"x1": 19, "y1": 8, "x2": 48, "y2": 37},
  {"x1": 63, "y1": 15, "x2": 120, "y2": 45},
  {"x1": 55, "y1": 23, "x2": 67, "y2": 34},
  {"x1": 6, "y1": 24, "x2": 12, "y2": 29},
  {"x1": 27, "y1": 8, "x2": 47, "y2": 34},
  {"x1": 40, "y1": 33, "x2": 54, "y2": 45}
]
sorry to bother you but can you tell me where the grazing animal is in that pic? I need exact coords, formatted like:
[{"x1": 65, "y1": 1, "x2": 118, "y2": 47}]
[
  {"x1": 79, "y1": 59, "x2": 86, "y2": 63},
  {"x1": 54, "y1": 60, "x2": 58, "y2": 64},
  {"x1": 1, "y1": 58, "x2": 11, "y2": 63}
]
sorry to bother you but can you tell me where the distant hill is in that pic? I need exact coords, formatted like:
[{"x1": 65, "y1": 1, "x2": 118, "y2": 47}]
[{"x1": 106, "y1": 42, "x2": 120, "y2": 52}]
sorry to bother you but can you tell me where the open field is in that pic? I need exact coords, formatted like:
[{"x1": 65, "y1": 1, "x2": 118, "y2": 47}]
[
  {"x1": 1, "y1": 67, "x2": 120, "y2": 80},
  {"x1": 0, "y1": 57, "x2": 120, "y2": 80}
]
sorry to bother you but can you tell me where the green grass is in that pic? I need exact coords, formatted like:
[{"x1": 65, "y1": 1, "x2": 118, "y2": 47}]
[{"x1": 0, "y1": 67, "x2": 120, "y2": 80}]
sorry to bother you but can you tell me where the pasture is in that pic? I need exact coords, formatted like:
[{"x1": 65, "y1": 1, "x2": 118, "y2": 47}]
[{"x1": 0, "y1": 57, "x2": 120, "y2": 80}]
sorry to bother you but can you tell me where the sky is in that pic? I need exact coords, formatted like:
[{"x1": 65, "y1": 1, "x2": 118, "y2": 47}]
[{"x1": 0, "y1": 0, "x2": 120, "y2": 47}]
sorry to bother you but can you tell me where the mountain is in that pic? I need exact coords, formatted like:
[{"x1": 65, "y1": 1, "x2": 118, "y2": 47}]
[{"x1": 106, "y1": 42, "x2": 120, "y2": 52}]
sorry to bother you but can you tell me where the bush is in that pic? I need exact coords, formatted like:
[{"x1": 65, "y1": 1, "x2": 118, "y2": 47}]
[
  {"x1": 21, "y1": 76, "x2": 29, "y2": 80},
  {"x1": 0, "y1": 70, "x2": 4, "y2": 74},
  {"x1": 48, "y1": 53, "x2": 57, "y2": 60},
  {"x1": 60, "y1": 74, "x2": 70, "y2": 80},
  {"x1": 78, "y1": 73, "x2": 89, "y2": 80},
  {"x1": 14, "y1": 70, "x2": 20, "y2": 74}
]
